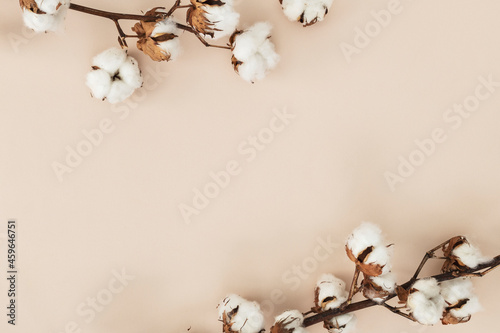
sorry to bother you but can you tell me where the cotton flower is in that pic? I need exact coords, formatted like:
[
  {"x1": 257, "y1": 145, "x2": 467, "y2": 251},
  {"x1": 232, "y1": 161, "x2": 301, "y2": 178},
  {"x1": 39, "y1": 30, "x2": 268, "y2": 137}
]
[
  {"x1": 362, "y1": 272, "x2": 396, "y2": 303},
  {"x1": 345, "y1": 222, "x2": 393, "y2": 277},
  {"x1": 132, "y1": 9, "x2": 181, "y2": 62},
  {"x1": 442, "y1": 236, "x2": 491, "y2": 273},
  {"x1": 271, "y1": 310, "x2": 307, "y2": 333},
  {"x1": 86, "y1": 48, "x2": 143, "y2": 104},
  {"x1": 279, "y1": 0, "x2": 333, "y2": 27},
  {"x1": 407, "y1": 278, "x2": 445, "y2": 325},
  {"x1": 20, "y1": 0, "x2": 70, "y2": 33},
  {"x1": 440, "y1": 278, "x2": 482, "y2": 325},
  {"x1": 314, "y1": 274, "x2": 348, "y2": 311},
  {"x1": 324, "y1": 314, "x2": 357, "y2": 333},
  {"x1": 230, "y1": 22, "x2": 280, "y2": 83},
  {"x1": 218, "y1": 294, "x2": 265, "y2": 333},
  {"x1": 187, "y1": 0, "x2": 240, "y2": 39}
]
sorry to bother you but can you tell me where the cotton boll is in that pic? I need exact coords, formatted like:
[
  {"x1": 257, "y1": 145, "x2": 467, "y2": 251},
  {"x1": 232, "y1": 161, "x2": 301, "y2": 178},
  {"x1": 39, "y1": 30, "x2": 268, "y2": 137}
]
[
  {"x1": 22, "y1": 2, "x2": 69, "y2": 33},
  {"x1": 205, "y1": 5, "x2": 240, "y2": 40},
  {"x1": 440, "y1": 278, "x2": 482, "y2": 320},
  {"x1": 315, "y1": 274, "x2": 348, "y2": 310},
  {"x1": 86, "y1": 69, "x2": 112, "y2": 100},
  {"x1": 92, "y1": 48, "x2": 128, "y2": 75},
  {"x1": 452, "y1": 242, "x2": 491, "y2": 269},
  {"x1": 219, "y1": 295, "x2": 265, "y2": 333},
  {"x1": 272, "y1": 310, "x2": 306, "y2": 333},
  {"x1": 152, "y1": 19, "x2": 182, "y2": 61},
  {"x1": 86, "y1": 48, "x2": 143, "y2": 103},
  {"x1": 231, "y1": 22, "x2": 280, "y2": 83},
  {"x1": 218, "y1": 294, "x2": 246, "y2": 320},
  {"x1": 281, "y1": 0, "x2": 334, "y2": 26},
  {"x1": 22, "y1": 9, "x2": 57, "y2": 33},
  {"x1": 230, "y1": 300, "x2": 265, "y2": 333},
  {"x1": 346, "y1": 222, "x2": 384, "y2": 258},
  {"x1": 119, "y1": 57, "x2": 143, "y2": 89},
  {"x1": 274, "y1": 310, "x2": 304, "y2": 327},
  {"x1": 407, "y1": 278, "x2": 445, "y2": 325}
]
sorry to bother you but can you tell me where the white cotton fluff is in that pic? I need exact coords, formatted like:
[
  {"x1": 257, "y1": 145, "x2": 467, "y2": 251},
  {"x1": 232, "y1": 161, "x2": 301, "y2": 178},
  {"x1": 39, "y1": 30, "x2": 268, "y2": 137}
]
[
  {"x1": 281, "y1": 0, "x2": 333, "y2": 26},
  {"x1": 346, "y1": 222, "x2": 393, "y2": 274},
  {"x1": 370, "y1": 272, "x2": 396, "y2": 293},
  {"x1": 231, "y1": 22, "x2": 280, "y2": 83},
  {"x1": 22, "y1": 5, "x2": 68, "y2": 32},
  {"x1": 325, "y1": 314, "x2": 357, "y2": 333},
  {"x1": 152, "y1": 18, "x2": 182, "y2": 61},
  {"x1": 407, "y1": 278, "x2": 445, "y2": 325},
  {"x1": 35, "y1": 0, "x2": 67, "y2": 14},
  {"x1": 85, "y1": 69, "x2": 111, "y2": 100},
  {"x1": 218, "y1": 294, "x2": 265, "y2": 333},
  {"x1": 274, "y1": 310, "x2": 306, "y2": 333},
  {"x1": 86, "y1": 48, "x2": 143, "y2": 104},
  {"x1": 346, "y1": 222, "x2": 383, "y2": 258},
  {"x1": 204, "y1": 3, "x2": 240, "y2": 40},
  {"x1": 452, "y1": 242, "x2": 491, "y2": 269},
  {"x1": 316, "y1": 274, "x2": 348, "y2": 310},
  {"x1": 366, "y1": 272, "x2": 397, "y2": 303},
  {"x1": 440, "y1": 279, "x2": 482, "y2": 319}
]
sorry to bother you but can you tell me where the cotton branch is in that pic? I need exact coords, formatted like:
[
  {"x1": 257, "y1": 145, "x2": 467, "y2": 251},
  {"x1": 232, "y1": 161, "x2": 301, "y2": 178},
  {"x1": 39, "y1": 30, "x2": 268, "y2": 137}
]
[
  {"x1": 302, "y1": 255, "x2": 500, "y2": 327},
  {"x1": 68, "y1": 2, "x2": 231, "y2": 49}
]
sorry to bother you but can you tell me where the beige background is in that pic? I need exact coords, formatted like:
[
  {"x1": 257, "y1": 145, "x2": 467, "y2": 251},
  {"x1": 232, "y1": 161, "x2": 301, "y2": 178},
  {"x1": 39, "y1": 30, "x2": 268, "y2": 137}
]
[{"x1": 1, "y1": 0, "x2": 500, "y2": 333}]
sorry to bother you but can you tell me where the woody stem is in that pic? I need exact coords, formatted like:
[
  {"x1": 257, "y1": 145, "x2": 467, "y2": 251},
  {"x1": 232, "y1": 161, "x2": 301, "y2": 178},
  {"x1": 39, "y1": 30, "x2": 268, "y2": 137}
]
[{"x1": 69, "y1": 3, "x2": 159, "y2": 21}]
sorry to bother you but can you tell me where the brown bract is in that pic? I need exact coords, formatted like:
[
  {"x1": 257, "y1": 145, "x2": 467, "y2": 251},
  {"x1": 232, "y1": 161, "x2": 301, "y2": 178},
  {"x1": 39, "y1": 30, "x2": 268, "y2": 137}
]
[
  {"x1": 221, "y1": 307, "x2": 239, "y2": 333},
  {"x1": 441, "y1": 298, "x2": 472, "y2": 325},
  {"x1": 186, "y1": 0, "x2": 225, "y2": 37},
  {"x1": 19, "y1": 0, "x2": 45, "y2": 14},
  {"x1": 345, "y1": 245, "x2": 384, "y2": 277},
  {"x1": 229, "y1": 30, "x2": 244, "y2": 73},
  {"x1": 441, "y1": 236, "x2": 469, "y2": 273},
  {"x1": 132, "y1": 7, "x2": 177, "y2": 62}
]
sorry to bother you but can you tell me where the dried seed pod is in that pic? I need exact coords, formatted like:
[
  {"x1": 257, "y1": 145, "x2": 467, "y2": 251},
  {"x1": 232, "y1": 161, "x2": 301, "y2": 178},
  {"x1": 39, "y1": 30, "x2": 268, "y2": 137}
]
[
  {"x1": 441, "y1": 236, "x2": 491, "y2": 273},
  {"x1": 19, "y1": 0, "x2": 69, "y2": 32},
  {"x1": 440, "y1": 278, "x2": 482, "y2": 325},
  {"x1": 313, "y1": 274, "x2": 348, "y2": 313},
  {"x1": 186, "y1": 0, "x2": 239, "y2": 39},
  {"x1": 218, "y1": 294, "x2": 265, "y2": 333},
  {"x1": 345, "y1": 222, "x2": 393, "y2": 277},
  {"x1": 229, "y1": 23, "x2": 280, "y2": 83},
  {"x1": 132, "y1": 8, "x2": 181, "y2": 62}
]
